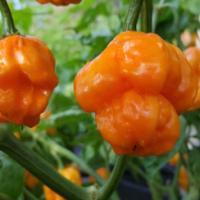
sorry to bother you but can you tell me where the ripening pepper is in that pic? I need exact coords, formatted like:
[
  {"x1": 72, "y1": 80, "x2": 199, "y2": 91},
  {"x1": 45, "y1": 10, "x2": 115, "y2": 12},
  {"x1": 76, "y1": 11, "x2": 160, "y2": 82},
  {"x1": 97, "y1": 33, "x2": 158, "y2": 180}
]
[
  {"x1": 74, "y1": 31, "x2": 199, "y2": 156},
  {"x1": 179, "y1": 167, "x2": 189, "y2": 191},
  {"x1": 89, "y1": 167, "x2": 109, "y2": 183},
  {"x1": 0, "y1": 35, "x2": 58, "y2": 127},
  {"x1": 184, "y1": 47, "x2": 200, "y2": 109},
  {"x1": 168, "y1": 154, "x2": 189, "y2": 190},
  {"x1": 25, "y1": 171, "x2": 39, "y2": 189},
  {"x1": 37, "y1": 0, "x2": 81, "y2": 6},
  {"x1": 96, "y1": 90, "x2": 179, "y2": 156},
  {"x1": 44, "y1": 166, "x2": 82, "y2": 200}
]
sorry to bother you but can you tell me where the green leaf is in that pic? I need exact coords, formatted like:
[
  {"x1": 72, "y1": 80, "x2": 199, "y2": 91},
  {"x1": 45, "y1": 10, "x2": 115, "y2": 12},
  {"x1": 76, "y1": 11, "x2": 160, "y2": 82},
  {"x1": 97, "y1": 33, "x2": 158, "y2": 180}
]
[
  {"x1": 0, "y1": 152, "x2": 24, "y2": 199},
  {"x1": 188, "y1": 149, "x2": 200, "y2": 184},
  {"x1": 181, "y1": 0, "x2": 200, "y2": 15},
  {"x1": 12, "y1": 7, "x2": 33, "y2": 33}
]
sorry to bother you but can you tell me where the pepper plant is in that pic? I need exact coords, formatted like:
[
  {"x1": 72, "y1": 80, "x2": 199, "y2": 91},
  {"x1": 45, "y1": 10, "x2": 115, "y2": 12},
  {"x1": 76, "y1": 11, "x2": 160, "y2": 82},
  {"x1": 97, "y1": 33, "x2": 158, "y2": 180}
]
[{"x1": 0, "y1": 0, "x2": 199, "y2": 200}]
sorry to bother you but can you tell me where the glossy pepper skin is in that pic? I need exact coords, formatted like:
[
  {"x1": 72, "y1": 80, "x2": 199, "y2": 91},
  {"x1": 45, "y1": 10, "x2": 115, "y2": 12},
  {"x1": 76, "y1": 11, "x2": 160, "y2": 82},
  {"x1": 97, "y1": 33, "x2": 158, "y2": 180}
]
[
  {"x1": 184, "y1": 47, "x2": 200, "y2": 109},
  {"x1": 0, "y1": 35, "x2": 58, "y2": 127},
  {"x1": 37, "y1": 0, "x2": 81, "y2": 6},
  {"x1": 75, "y1": 31, "x2": 197, "y2": 114},
  {"x1": 74, "y1": 31, "x2": 199, "y2": 156},
  {"x1": 96, "y1": 91, "x2": 179, "y2": 156},
  {"x1": 44, "y1": 166, "x2": 82, "y2": 200}
]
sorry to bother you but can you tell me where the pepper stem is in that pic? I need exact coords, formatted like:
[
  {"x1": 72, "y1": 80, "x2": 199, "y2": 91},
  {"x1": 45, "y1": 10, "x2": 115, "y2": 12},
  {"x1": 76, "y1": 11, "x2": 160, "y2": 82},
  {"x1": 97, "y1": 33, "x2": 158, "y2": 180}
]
[
  {"x1": 124, "y1": 0, "x2": 144, "y2": 31},
  {"x1": 0, "y1": 132, "x2": 93, "y2": 200},
  {"x1": 0, "y1": 0, "x2": 18, "y2": 36},
  {"x1": 142, "y1": 0, "x2": 153, "y2": 32},
  {"x1": 29, "y1": 131, "x2": 104, "y2": 185},
  {"x1": 97, "y1": 155, "x2": 128, "y2": 200}
]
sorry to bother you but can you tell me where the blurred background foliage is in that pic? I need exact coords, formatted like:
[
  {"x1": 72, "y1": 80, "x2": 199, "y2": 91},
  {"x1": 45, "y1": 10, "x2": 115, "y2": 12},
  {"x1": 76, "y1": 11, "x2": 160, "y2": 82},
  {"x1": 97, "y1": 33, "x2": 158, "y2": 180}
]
[{"x1": 0, "y1": 0, "x2": 199, "y2": 199}]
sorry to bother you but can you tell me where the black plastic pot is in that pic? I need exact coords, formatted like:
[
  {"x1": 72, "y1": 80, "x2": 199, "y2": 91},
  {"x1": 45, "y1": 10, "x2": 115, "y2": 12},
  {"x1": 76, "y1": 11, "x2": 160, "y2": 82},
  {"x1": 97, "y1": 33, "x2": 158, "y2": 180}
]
[
  {"x1": 117, "y1": 165, "x2": 175, "y2": 200},
  {"x1": 118, "y1": 179, "x2": 151, "y2": 200}
]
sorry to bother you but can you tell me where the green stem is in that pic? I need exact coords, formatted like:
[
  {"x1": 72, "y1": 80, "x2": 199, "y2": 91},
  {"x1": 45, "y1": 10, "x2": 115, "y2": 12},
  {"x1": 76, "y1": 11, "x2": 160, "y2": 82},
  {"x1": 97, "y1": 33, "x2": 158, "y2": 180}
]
[
  {"x1": 142, "y1": 0, "x2": 153, "y2": 32},
  {"x1": 30, "y1": 132, "x2": 120, "y2": 200},
  {"x1": 49, "y1": 140, "x2": 104, "y2": 185},
  {"x1": 97, "y1": 156, "x2": 127, "y2": 200},
  {"x1": 31, "y1": 132, "x2": 104, "y2": 185},
  {"x1": 148, "y1": 181, "x2": 163, "y2": 200},
  {"x1": 124, "y1": 0, "x2": 144, "y2": 31},
  {"x1": 24, "y1": 189, "x2": 38, "y2": 200},
  {"x1": 172, "y1": 159, "x2": 181, "y2": 188},
  {"x1": 0, "y1": 0, "x2": 18, "y2": 35},
  {"x1": 185, "y1": 185, "x2": 199, "y2": 200},
  {"x1": 128, "y1": 161, "x2": 147, "y2": 180},
  {"x1": 0, "y1": 133, "x2": 92, "y2": 200},
  {"x1": 0, "y1": 194, "x2": 14, "y2": 200}
]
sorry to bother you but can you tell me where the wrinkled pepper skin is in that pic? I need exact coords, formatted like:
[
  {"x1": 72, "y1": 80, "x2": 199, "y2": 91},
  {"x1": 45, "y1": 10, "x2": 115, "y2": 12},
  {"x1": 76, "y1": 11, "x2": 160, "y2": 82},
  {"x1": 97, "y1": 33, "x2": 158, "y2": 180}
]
[
  {"x1": 184, "y1": 47, "x2": 200, "y2": 109},
  {"x1": 74, "y1": 32, "x2": 197, "y2": 114},
  {"x1": 44, "y1": 166, "x2": 82, "y2": 200},
  {"x1": 96, "y1": 91, "x2": 179, "y2": 156},
  {"x1": 74, "y1": 31, "x2": 199, "y2": 156},
  {"x1": 37, "y1": 0, "x2": 81, "y2": 6},
  {"x1": 0, "y1": 35, "x2": 58, "y2": 127}
]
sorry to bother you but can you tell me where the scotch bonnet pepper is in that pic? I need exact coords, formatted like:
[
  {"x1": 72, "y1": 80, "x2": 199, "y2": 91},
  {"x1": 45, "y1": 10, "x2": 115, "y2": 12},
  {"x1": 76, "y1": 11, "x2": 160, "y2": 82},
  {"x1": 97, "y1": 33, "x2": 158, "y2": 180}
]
[
  {"x1": 0, "y1": 35, "x2": 58, "y2": 127},
  {"x1": 44, "y1": 166, "x2": 82, "y2": 200},
  {"x1": 184, "y1": 47, "x2": 200, "y2": 110},
  {"x1": 37, "y1": 0, "x2": 81, "y2": 5},
  {"x1": 74, "y1": 31, "x2": 199, "y2": 156}
]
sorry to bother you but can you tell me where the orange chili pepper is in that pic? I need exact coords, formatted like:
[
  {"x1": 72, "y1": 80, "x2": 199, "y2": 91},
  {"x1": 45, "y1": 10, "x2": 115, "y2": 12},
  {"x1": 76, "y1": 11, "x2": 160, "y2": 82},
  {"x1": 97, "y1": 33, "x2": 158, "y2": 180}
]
[
  {"x1": 168, "y1": 154, "x2": 189, "y2": 190},
  {"x1": 184, "y1": 47, "x2": 200, "y2": 109},
  {"x1": 0, "y1": 35, "x2": 58, "y2": 127},
  {"x1": 169, "y1": 153, "x2": 188, "y2": 166},
  {"x1": 179, "y1": 166, "x2": 188, "y2": 191},
  {"x1": 74, "y1": 31, "x2": 199, "y2": 156},
  {"x1": 89, "y1": 167, "x2": 109, "y2": 183},
  {"x1": 96, "y1": 90, "x2": 179, "y2": 156},
  {"x1": 44, "y1": 166, "x2": 82, "y2": 200}
]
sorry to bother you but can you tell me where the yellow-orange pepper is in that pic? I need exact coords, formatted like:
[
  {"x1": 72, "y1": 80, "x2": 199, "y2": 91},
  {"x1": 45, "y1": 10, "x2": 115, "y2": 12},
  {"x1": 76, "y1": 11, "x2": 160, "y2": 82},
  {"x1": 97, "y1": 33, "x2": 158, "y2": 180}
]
[
  {"x1": 169, "y1": 153, "x2": 188, "y2": 166},
  {"x1": 89, "y1": 167, "x2": 109, "y2": 183},
  {"x1": 44, "y1": 166, "x2": 82, "y2": 200},
  {"x1": 184, "y1": 47, "x2": 200, "y2": 109},
  {"x1": 179, "y1": 166, "x2": 189, "y2": 191},
  {"x1": 96, "y1": 91, "x2": 179, "y2": 156},
  {"x1": 74, "y1": 31, "x2": 199, "y2": 156},
  {"x1": 37, "y1": 0, "x2": 81, "y2": 6},
  {"x1": 168, "y1": 154, "x2": 189, "y2": 191},
  {"x1": 0, "y1": 35, "x2": 58, "y2": 127}
]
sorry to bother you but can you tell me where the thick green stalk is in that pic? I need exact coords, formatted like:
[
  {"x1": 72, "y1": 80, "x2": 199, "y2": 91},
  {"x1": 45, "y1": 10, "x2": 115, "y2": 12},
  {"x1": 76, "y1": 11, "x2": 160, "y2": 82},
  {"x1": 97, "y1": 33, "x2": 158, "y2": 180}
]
[
  {"x1": 124, "y1": 0, "x2": 144, "y2": 31},
  {"x1": 186, "y1": 187, "x2": 199, "y2": 200},
  {"x1": 24, "y1": 189, "x2": 38, "y2": 200},
  {"x1": 31, "y1": 132, "x2": 104, "y2": 185},
  {"x1": 97, "y1": 156, "x2": 127, "y2": 200},
  {"x1": 0, "y1": 194, "x2": 14, "y2": 200},
  {"x1": 0, "y1": 0, "x2": 18, "y2": 35},
  {"x1": 30, "y1": 133, "x2": 120, "y2": 200},
  {"x1": 142, "y1": 0, "x2": 153, "y2": 32},
  {"x1": 0, "y1": 133, "x2": 92, "y2": 200}
]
